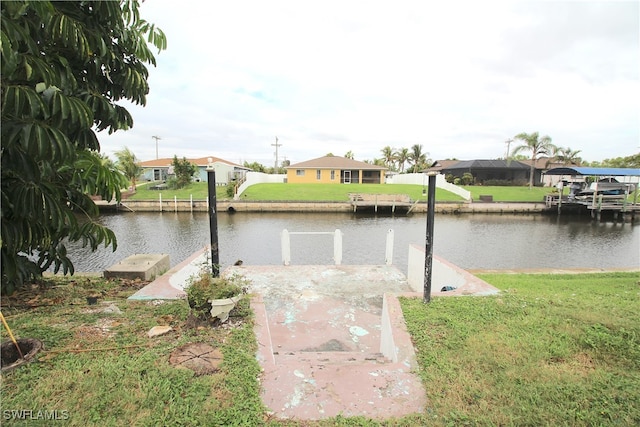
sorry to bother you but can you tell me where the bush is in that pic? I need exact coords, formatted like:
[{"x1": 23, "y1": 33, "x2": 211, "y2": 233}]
[
  {"x1": 225, "y1": 182, "x2": 235, "y2": 198},
  {"x1": 185, "y1": 262, "x2": 249, "y2": 322},
  {"x1": 460, "y1": 172, "x2": 474, "y2": 185}
]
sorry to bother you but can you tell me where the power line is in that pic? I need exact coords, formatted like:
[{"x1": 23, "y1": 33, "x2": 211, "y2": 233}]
[
  {"x1": 152, "y1": 135, "x2": 162, "y2": 159},
  {"x1": 505, "y1": 138, "x2": 513, "y2": 159},
  {"x1": 271, "y1": 136, "x2": 282, "y2": 169}
]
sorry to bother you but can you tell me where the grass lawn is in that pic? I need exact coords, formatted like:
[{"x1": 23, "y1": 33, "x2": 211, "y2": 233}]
[
  {"x1": 128, "y1": 182, "x2": 231, "y2": 201},
  {"x1": 239, "y1": 183, "x2": 464, "y2": 202},
  {"x1": 1, "y1": 272, "x2": 638, "y2": 426},
  {"x1": 463, "y1": 185, "x2": 555, "y2": 202},
  {"x1": 127, "y1": 181, "x2": 559, "y2": 203},
  {"x1": 402, "y1": 272, "x2": 640, "y2": 426}
]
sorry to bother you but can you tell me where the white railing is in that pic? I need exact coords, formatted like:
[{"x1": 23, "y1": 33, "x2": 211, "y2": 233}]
[{"x1": 281, "y1": 229, "x2": 395, "y2": 266}]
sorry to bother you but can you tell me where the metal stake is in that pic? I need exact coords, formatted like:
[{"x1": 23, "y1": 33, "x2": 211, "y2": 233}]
[
  {"x1": 423, "y1": 172, "x2": 437, "y2": 303},
  {"x1": 207, "y1": 168, "x2": 220, "y2": 277}
]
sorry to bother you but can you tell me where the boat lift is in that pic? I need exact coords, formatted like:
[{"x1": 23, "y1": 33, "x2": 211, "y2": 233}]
[{"x1": 544, "y1": 166, "x2": 640, "y2": 221}]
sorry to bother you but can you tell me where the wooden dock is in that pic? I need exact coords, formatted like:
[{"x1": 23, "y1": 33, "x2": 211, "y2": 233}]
[
  {"x1": 348, "y1": 193, "x2": 413, "y2": 213},
  {"x1": 545, "y1": 194, "x2": 640, "y2": 221}
]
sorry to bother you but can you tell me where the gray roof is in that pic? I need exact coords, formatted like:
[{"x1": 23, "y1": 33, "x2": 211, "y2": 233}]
[
  {"x1": 443, "y1": 159, "x2": 530, "y2": 170},
  {"x1": 287, "y1": 156, "x2": 387, "y2": 170}
]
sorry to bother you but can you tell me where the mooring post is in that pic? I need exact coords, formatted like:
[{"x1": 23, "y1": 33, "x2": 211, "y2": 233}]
[
  {"x1": 385, "y1": 229, "x2": 394, "y2": 265},
  {"x1": 424, "y1": 172, "x2": 437, "y2": 303},
  {"x1": 333, "y1": 229, "x2": 343, "y2": 265},
  {"x1": 281, "y1": 229, "x2": 291, "y2": 265},
  {"x1": 207, "y1": 165, "x2": 220, "y2": 277}
]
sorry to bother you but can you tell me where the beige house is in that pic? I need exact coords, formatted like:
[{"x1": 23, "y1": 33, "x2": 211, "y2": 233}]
[{"x1": 286, "y1": 156, "x2": 387, "y2": 184}]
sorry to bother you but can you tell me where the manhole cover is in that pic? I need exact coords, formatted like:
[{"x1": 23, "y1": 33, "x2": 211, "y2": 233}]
[
  {"x1": 1, "y1": 338, "x2": 43, "y2": 372},
  {"x1": 169, "y1": 343, "x2": 223, "y2": 376}
]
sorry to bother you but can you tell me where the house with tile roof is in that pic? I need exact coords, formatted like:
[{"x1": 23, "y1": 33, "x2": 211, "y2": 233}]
[
  {"x1": 138, "y1": 156, "x2": 251, "y2": 185},
  {"x1": 285, "y1": 155, "x2": 387, "y2": 184}
]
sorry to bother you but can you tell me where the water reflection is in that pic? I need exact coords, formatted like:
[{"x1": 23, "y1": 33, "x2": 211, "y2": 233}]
[{"x1": 64, "y1": 212, "x2": 639, "y2": 273}]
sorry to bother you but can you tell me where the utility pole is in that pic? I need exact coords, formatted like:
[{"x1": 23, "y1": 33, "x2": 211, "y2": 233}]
[
  {"x1": 152, "y1": 135, "x2": 162, "y2": 159},
  {"x1": 271, "y1": 136, "x2": 282, "y2": 170},
  {"x1": 505, "y1": 138, "x2": 513, "y2": 159}
]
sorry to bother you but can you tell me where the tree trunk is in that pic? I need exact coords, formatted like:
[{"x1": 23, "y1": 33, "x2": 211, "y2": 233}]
[{"x1": 529, "y1": 158, "x2": 535, "y2": 189}]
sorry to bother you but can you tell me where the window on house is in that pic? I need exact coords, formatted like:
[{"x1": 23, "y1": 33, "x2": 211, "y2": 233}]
[
  {"x1": 296, "y1": 170, "x2": 305, "y2": 176},
  {"x1": 316, "y1": 170, "x2": 321, "y2": 180},
  {"x1": 330, "y1": 170, "x2": 335, "y2": 180}
]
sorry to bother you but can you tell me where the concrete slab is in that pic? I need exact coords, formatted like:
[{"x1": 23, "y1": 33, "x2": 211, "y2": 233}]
[
  {"x1": 128, "y1": 251, "x2": 502, "y2": 420},
  {"x1": 231, "y1": 265, "x2": 427, "y2": 420},
  {"x1": 103, "y1": 253, "x2": 169, "y2": 281},
  {"x1": 128, "y1": 249, "x2": 208, "y2": 300}
]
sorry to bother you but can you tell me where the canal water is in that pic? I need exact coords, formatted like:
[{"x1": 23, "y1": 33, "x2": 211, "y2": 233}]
[{"x1": 67, "y1": 212, "x2": 640, "y2": 274}]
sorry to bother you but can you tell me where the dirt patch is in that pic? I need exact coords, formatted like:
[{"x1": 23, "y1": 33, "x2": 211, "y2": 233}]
[{"x1": 169, "y1": 342, "x2": 223, "y2": 376}]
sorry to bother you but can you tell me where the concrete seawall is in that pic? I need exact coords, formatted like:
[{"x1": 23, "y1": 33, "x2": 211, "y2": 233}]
[{"x1": 104, "y1": 199, "x2": 548, "y2": 214}]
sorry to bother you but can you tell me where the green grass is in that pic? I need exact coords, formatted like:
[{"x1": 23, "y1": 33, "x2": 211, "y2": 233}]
[
  {"x1": 463, "y1": 185, "x2": 555, "y2": 202},
  {"x1": 0, "y1": 278, "x2": 264, "y2": 426},
  {"x1": 240, "y1": 183, "x2": 464, "y2": 202},
  {"x1": 3, "y1": 273, "x2": 637, "y2": 426},
  {"x1": 401, "y1": 272, "x2": 640, "y2": 426},
  {"x1": 128, "y1": 181, "x2": 560, "y2": 203},
  {"x1": 128, "y1": 182, "x2": 230, "y2": 201}
]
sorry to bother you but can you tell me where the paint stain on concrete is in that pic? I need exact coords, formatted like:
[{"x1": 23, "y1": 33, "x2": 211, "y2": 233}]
[{"x1": 349, "y1": 326, "x2": 369, "y2": 342}]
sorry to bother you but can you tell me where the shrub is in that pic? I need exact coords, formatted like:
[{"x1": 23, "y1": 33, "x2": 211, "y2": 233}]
[
  {"x1": 225, "y1": 182, "x2": 235, "y2": 198},
  {"x1": 185, "y1": 262, "x2": 249, "y2": 322},
  {"x1": 460, "y1": 172, "x2": 475, "y2": 185}
]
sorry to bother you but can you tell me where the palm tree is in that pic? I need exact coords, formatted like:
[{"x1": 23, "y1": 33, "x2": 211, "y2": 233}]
[
  {"x1": 114, "y1": 147, "x2": 142, "y2": 191},
  {"x1": 408, "y1": 144, "x2": 429, "y2": 173},
  {"x1": 394, "y1": 148, "x2": 409, "y2": 173},
  {"x1": 380, "y1": 146, "x2": 396, "y2": 170},
  {"x1": 553, "y1": 146, "x2": 582, "y2": 166},
  {"x1": 344, "y1": 150, "x2": 355, "y2": 159},
  {"x1": 512, "y1": 132, "x2": 555, "y2": 189}
]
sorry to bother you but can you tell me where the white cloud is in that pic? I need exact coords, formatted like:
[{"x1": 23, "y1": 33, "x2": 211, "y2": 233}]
[{"x1": 99, "y1": 0, "x2": 640, "y2": 165}]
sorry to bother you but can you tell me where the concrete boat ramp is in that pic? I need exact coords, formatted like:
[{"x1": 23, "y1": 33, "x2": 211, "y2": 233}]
[{"x1": 127, "y1": 250, "x2": 499, "y2": 420}]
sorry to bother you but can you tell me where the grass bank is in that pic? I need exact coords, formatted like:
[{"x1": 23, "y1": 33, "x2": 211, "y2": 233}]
[
  {"x1": 402, "y1": 272, "x2": 640, "y2": 426},
  {"x1": 3, "y1": 272, "x2": 637, "y2": 425},
  {"x1": 129, "y1": 182, "x2": 556, "y2": 203}
]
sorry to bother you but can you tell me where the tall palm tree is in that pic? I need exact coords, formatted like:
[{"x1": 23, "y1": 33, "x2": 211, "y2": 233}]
[
  {"x1": 512, "y1": 132, "x2": 555, "y2": 189},
  {"x1": 114, "y1": 147, "x2": 142, "y2": 191},
  {"x1": 408, "y1": 144, "x2": 429, "y2": 173},
  {"x1": 344, "y1": 150, "x2": 355, "y2": 159},
  {"x1": 394, "y1": 148, "x2": 410, "y2": 173},
  {"x1": 380, "y1": 146, "x2": 396, "y2": 170}
]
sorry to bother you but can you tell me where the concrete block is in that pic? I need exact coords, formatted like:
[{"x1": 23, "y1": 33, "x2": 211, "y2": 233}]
[{"x1": 104, "y1": 254, "x2": 170, "y2": 281}]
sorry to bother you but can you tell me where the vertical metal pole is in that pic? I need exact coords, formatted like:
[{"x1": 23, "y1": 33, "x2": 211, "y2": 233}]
[
  {"x1": 385, "y1": 229, "x2": 394, "y2": 266},
  {"x1": 333, "y1": 229, "x2": 343, "y2": 265},
  {"x1": 207, "y1": 169, "x2": 220, "y2": 277},
  {"x1": 281, "y1": 229, "x2": 291, "y2": 265},
  {"x1": 423, "y1": 172, "x2": 437, "y2": 303}
]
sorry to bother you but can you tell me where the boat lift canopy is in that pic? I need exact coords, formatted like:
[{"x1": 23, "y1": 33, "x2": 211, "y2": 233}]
[{"x1": 545, "y1": 167, "x2": 640, "y2": 177}]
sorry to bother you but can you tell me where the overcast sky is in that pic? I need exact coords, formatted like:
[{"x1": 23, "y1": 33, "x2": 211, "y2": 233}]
[{"x1": 99, "y1": 0, "x2": 639, "y2": 166}]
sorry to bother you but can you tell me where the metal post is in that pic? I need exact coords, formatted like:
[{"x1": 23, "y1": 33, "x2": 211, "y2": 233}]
[
  {"x1": 281, "y1": 229, "x2": 291, "y2": 265},
  {"x1": 333, "y1": 229, "x2": 343, "y2": 265},
  {"x1": 424, "y1": 172, "x2": 437, "y2": 303},
  {"x1": 385, "y1": 229, "x2": 394, "y2": 265},
  {"x1": 207, "y1": 169, "x2": 220, "y2": 277}
]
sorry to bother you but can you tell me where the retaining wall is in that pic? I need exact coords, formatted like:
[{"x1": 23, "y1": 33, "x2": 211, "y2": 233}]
[{"x1": 112, "y1": 199, "x2": 547, "y2": 214}]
